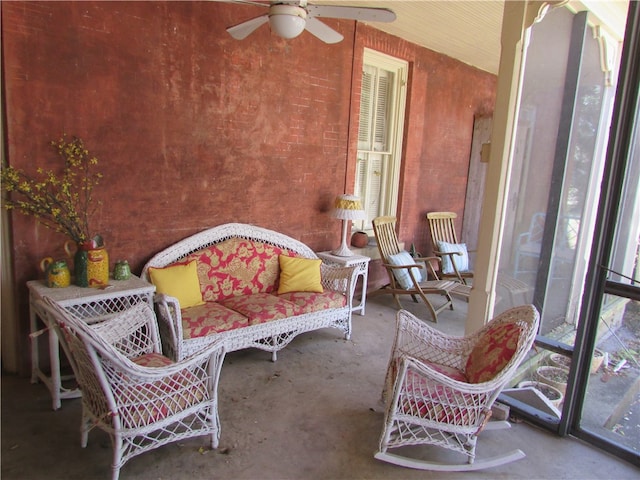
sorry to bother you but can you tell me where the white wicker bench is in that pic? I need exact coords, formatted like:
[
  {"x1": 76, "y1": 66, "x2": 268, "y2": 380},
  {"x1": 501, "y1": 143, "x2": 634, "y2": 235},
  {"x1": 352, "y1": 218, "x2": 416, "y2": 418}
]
[{"x1": 142, "y1": 223, "x2": 358, "y2": 361}]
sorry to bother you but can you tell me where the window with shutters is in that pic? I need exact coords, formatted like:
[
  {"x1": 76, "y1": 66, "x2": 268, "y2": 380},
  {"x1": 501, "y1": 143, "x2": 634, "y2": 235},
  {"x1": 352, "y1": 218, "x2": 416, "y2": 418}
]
[{"x1": 354, "y1": 49, "x2": 408, "y2": 232}]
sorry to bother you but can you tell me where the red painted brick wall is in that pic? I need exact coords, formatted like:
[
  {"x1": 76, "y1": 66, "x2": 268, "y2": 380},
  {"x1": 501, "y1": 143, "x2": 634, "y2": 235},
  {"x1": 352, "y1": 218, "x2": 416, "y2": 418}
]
[{"x1": 2, "y1": 2, "x2": 495, "y2": 373}]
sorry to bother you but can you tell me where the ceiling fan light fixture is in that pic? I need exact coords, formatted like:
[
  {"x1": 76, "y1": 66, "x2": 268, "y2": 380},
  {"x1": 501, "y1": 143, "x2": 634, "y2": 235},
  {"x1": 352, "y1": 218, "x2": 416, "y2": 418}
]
[
  {"x1": 269, "y1": 5, "x2": 307, "y2": 39},
  {"x1": 227, "y1": 2, "x2": 395, "y2": 44}
]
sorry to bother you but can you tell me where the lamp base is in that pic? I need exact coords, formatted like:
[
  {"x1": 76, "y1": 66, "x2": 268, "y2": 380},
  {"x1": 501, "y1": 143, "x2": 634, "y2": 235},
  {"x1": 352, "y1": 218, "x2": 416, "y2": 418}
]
[
  {"x1": 332, "y1": 243, "x2": 355, "y2": 257},
  {"x1": 333, "y1": 218, "x2": 356, "y2": 256}
]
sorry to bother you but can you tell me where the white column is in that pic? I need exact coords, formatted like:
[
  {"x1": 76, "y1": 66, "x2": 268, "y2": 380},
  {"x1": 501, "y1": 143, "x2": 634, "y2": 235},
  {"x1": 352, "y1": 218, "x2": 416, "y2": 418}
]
[{"x1": 466, "y1": 1, "x2": 560, "y2": 334}]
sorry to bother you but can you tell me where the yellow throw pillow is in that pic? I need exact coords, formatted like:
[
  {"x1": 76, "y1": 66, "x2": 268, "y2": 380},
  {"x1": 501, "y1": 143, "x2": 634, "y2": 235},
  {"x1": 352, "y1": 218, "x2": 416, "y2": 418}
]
[
  {"x1": 277, "y1": 255, "x2": 323, "y2": 294},
  {"x1": 148, "y1": 260, "x2": 204, "y2": 309}
]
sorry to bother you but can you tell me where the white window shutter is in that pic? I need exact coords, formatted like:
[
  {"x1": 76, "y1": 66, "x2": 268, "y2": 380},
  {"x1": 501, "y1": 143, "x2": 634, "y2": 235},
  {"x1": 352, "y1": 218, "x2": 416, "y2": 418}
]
[
  {"x1": 374, "y1": 71, "x2": 392, "y2": 151},
  {"x1": 358, "y1": 67, "x2": 374, "y2": 150}
]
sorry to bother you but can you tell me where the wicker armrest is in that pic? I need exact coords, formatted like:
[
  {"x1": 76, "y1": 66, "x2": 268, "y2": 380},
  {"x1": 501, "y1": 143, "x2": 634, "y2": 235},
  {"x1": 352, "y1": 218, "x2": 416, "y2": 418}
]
[
  {"x1": 97, "y1": 336, "x2": 225, "y2": 380},
  {"x1": 320, "y1": 264, "x2": 358, "y2": 294},
  {"x1": 153, "y1": 292, "x2": 181, "y2": 315},
  {"x1": 152, "y1": 293, "x2": 185, "y2": 360}
]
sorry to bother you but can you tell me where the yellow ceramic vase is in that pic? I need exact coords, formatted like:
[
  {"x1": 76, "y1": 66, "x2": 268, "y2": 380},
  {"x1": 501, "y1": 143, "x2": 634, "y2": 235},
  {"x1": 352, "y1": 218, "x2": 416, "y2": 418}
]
[{"x1": 65, "y1": 240, "x2": 110, "y2": 288}]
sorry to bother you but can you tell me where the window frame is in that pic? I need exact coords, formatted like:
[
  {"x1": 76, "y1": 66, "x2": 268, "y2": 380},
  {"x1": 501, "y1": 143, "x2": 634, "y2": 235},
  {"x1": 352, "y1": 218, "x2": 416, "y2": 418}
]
[{"x1": 354, "y1": 48, "x2": 408, "y2": 233}]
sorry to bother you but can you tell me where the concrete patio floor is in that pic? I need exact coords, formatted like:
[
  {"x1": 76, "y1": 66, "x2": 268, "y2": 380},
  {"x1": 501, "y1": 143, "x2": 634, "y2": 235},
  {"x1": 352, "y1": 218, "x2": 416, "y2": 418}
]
[{"x1": 2, "y1": 293, "x2": 638, "y2": 479}]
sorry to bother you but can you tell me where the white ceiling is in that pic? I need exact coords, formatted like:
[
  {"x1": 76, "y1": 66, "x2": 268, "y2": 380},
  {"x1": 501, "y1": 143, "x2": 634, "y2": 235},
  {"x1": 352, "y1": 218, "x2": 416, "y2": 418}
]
[
  {"x1": 318, "y1": 0, "x2": 504, "y2": 73},
  {"x1": 314, "y1": 0, "x2": 629, "y2": 74}
]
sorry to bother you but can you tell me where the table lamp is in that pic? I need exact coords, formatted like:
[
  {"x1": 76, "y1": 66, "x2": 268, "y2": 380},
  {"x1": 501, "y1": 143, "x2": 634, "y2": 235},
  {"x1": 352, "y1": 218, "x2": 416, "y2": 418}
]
[{"x1": 331, "y1": 194, "x2": 366, "y2": 256}]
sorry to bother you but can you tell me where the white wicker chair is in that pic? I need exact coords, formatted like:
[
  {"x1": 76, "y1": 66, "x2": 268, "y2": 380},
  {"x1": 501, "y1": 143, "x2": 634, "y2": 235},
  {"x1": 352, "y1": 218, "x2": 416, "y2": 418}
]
[
  {"x1": 39, "y1": 298, "x2": 226, "y2": 480},
  {"x1": 375, "y1": 305, "x2": 539, "y2": 471}
]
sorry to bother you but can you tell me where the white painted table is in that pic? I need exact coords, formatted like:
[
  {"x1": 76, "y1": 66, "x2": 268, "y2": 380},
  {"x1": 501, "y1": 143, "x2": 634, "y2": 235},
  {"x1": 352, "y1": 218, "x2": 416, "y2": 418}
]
[
  {"x1": 317, "y1": 251, "x2": 371, "y2": 316},
  {"x1": 28, "y1": 275, "x2": 155, "y2": 410}
]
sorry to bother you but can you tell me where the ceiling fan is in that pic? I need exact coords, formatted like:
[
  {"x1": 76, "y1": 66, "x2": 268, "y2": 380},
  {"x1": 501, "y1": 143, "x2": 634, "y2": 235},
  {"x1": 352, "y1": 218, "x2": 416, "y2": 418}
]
[{"x1": 226, "y1": 1, "x2": 396, "y2": 44}]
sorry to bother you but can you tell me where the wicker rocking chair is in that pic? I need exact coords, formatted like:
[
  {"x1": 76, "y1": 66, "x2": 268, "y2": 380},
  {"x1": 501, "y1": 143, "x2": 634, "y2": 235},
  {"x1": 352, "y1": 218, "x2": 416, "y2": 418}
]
[
  {"x1": 38, "y1": 298, "x2": 226, "y2": 480},
  {"x1": 371, "y1": 216, "x2": 470, "y2": 323},
  {"x1": 375, "y1": 304, "x2": 539, "y2": 471}
]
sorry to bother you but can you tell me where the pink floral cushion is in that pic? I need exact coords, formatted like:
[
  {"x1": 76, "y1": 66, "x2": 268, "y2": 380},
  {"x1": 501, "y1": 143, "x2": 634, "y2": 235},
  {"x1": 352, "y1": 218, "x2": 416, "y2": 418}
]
[
  {"x1": 465, "y1": 323, "x2": 522, "y2": 383},
  {"x1": 121, "y1": 353, "x2": 207, "y2": 427},
  {"x1": 219, "y1": 293, "x2": 304, "y2": 326},
  {"x1": 277, "y1": 291, "x2": 346, "y2": 311},
  {"x1": 184, "y1": 238, "x2": 293, "y2": 302},
  {"x1": 400, "y1": 367, "x2": 478, "y2": 425},
  {"x1": 390, "y1": 359, "x2": 467, "y2": 387},
  {"x1": 133, "y1": 352, "x2": 173, "y2": 368},
  {"x1": 423, "y1": 361, "x2": 468, "y2": 382},
  {"x1": 181, "y1": 303, "x2": 249, "y2": 339}
]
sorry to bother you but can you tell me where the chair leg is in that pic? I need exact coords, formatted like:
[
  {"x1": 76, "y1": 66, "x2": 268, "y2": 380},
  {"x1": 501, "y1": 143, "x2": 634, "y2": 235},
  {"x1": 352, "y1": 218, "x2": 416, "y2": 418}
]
[
  {"x1": 416, "y1": 291, "x2": 439, "y2": 323},
  {"x1": 445, "y1": 292, "x2": 454, "y2": 310},
  {"x1": 111, "y1": 465, "x2": 121, "y2": 480},
  {"x1": 80, "y1": 408, "x2": 90, "y2": 448},
  {"x1": 210, "y1": 410, "x2": 221, "y2": 449},
  {"x1": 392, "y1": 294, "x2": 403, "y2": 310},
  {"x1": 111, "y1": 433, "x2": 123, "y2": 480}
]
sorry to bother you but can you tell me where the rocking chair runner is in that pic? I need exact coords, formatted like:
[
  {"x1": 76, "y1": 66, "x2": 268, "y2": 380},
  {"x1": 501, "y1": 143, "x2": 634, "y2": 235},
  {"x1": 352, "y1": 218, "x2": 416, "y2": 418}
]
[
  {"x1": 427, "y1": 211, "x2": 474, "y2": 284},
  {"x1": 38, "y1": 298, "x2": 226, "y2": 480},
  {"x1": 375, "y1": 304, "x2": 540, "y2": 471},
  {"x1": 371, "y1": 216, "x2": 470, "y2": 323}
]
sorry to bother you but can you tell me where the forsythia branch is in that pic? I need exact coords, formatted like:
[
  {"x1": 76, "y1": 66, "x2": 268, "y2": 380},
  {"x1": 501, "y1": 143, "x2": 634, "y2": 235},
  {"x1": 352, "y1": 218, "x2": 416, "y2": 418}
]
[{"x1": 1, "y1": 135, "x2": 102, "y2": 243}]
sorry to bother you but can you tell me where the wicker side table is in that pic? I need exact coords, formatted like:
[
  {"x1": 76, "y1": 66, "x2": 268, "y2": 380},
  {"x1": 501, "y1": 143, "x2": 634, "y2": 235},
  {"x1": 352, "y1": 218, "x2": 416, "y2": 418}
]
[
  {"x1": 317, "y1": 251, "x2": 371, "y2": 316},
  {"x1": 28, "y1": 275, "x2": 155, "y2": 410}
]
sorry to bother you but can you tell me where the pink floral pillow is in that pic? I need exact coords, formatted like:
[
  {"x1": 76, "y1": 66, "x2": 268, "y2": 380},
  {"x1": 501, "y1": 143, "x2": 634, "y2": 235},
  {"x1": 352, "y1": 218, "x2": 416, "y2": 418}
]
[
  {"x1": 465, "y1": 323, "x2": 522, "y2": 383},
  {"x1": 185, "y1": 238, "x2": 291, "y2": 302}
]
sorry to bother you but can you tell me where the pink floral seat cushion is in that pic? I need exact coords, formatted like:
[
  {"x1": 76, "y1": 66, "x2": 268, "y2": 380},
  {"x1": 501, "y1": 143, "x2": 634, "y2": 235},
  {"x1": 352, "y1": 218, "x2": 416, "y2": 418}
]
[
  {"x1": 184, "y1": 238, "x2": 292, "y2": 302},
  {"x1": 133, "y1": 352, "x2": 173, "y2": 368},
  {"x1": 219, "y1": 293, "x2": 304, "y2": 325},
  {"x1": 180, "y1": 302, "x2": 249, "y2": 339},
  {"x1": 277, "y1": 291, "x2": 346, "y2": 312},
  {"x1": 422, "y1": 361, "x2": 468, "y2": 382},
  {"x1": 399, "y1": 362, "x2": 480, "y2": 425},
  {"x1": 118, "y1": 353, "x2": 207, "y2": 427},
  {"x1": 465, "y1": 322, "x2": 522, "y2": 383},
  {"x1": 391, "y1": 359, "x2": 467, "y2": 389}
]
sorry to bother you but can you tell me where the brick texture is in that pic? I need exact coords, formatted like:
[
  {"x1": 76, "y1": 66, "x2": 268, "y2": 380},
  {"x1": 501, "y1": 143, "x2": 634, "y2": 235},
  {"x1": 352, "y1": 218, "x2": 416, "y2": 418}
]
[{"x1": 2, "y1": 2, "x2": 495, "y2": 373}]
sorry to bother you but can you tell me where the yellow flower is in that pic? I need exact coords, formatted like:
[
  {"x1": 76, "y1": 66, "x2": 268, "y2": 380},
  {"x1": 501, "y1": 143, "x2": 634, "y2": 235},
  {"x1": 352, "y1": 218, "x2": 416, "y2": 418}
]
[{"x1": 1, "y1": 135, "x2": 102, "y2": 243}]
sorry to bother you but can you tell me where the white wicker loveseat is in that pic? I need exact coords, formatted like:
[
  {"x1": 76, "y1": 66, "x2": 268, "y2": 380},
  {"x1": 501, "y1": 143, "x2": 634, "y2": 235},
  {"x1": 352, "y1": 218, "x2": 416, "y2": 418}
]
[{"x1": 141, "y1": 223, "x2": 358, "y2": 361}]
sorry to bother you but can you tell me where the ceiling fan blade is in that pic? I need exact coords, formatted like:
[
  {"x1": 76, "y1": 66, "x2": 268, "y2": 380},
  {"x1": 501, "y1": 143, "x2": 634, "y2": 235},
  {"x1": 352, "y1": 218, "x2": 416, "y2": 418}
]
[
  {"x1": 304, "y1": 17, "x2": 343, "y2": 44},
  {"x1": 229, "y1": 0, "x2": 271, "y2": 7},
  {"x1": 226, "y1": 14, "x2": 269, "y2": 40},
  {"x1": 307, "y1": 5, "x2": 396, "y2": 23}
]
